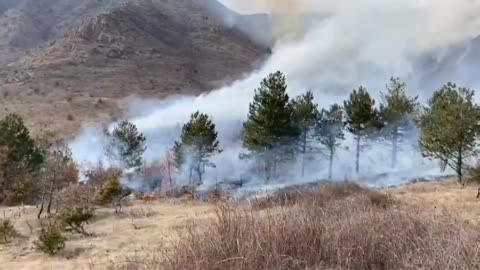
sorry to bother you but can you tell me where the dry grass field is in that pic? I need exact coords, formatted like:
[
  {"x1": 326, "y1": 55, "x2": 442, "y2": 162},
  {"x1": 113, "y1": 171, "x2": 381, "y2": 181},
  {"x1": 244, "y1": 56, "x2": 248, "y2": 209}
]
[
  {"x1": 0, "y1": 178, "x2": 479, "y2": 270},
  {"x1": 0, "y1": 200, "x2": 216, "y2": 270}
]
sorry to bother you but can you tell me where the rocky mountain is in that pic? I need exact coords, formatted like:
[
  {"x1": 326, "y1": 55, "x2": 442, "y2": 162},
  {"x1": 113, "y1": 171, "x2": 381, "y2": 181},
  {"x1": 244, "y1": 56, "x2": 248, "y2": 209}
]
[{"x1": 0, "y1": 0, "x2": 271, "y2": 137}]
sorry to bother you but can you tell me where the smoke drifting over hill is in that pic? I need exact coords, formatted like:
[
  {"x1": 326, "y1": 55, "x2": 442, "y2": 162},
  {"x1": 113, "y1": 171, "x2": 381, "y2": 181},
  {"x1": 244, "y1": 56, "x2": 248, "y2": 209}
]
[{"x1": 72, "y1": 0, "x2": 480, "y2": 190}]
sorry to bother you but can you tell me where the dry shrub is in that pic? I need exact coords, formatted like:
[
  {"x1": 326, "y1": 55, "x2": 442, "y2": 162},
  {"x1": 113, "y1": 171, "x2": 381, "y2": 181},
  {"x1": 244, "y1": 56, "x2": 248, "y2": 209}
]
[
  {"x1": 467, "y1": 165, "x2": 480, "y2": 197},
  {"x1": 127, "y1": 207, "x2": 156, "y2": 219},
  {"x1": 58, "y1": 184, "x2": 95, "y2": 208},
  {"x1": 251, "y1": 182, "x2": 380, "y2": 210},
  {"x1": 84, "y1": 166, "x2": 122, "y2": 191},
  {"x1": 157, "y1": 183, "x2": 480, "y2": 270},
  {"x1": 205, "y1": 186, "x2": 231, "y2": 203}
]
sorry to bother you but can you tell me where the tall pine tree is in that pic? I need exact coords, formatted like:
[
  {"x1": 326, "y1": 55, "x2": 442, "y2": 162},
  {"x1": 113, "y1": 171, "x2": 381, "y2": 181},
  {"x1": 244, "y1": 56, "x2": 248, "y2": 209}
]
[
  {"x1": 243, "y1": 71, "x2": 299, "y2": 183},
  {"x1": 105, "y1": 121, "x2": 146, "y2": 171},
  {"x1": 419, "y1": 83, "x2": 480, "y2": 185},
  {"x1": 292, "y1": 91, "x2": 319, "y2": 177},
  {"x1": 317, "y1": 104, "x2": 345, "y2": 179},
  {"x1": 175, "y1": 111, "x2": 220, "y2": 185},
  {"x1": 379, "y1": 78, "x2": 419, "y2": 168},
  {"x1": 344, "y1": 86, "x2": 379, "y2": 174}
]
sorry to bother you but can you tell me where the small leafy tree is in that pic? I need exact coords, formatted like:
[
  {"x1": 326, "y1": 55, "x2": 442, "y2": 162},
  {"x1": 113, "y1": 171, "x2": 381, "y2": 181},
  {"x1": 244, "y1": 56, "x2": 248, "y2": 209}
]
[
  {"x1": 379, "y1": 78, "x2": 419, "y2": 168},
  {"x1": 317, "y1": 104, "x2": 345, "y2": 179},
  {"x1": 35, "y1": 221, "x2": 66, "y2": 256},
  {"x1": 243, "y1": 71, "x2": 299, "y2": 182},
  {"x1": 162, "y1": 149, "x2": 177, "y2": 190},
  {"x1": 38, "y1": 141, "x2": 79, "y2": 219},
  {"x1": 105, "y1": 121, "x2": 146, "y2": 170},
  {"x1": 292, "y1": 91, "x2": 320, "y2": 177},
  {"x1": 175, "y1": 111, "x2": 220, "y2": 185},
  {"x1": 97, "y1": 178, "x2": 126, "y2": 213},
  {"x1": 419, "y1": 83, "x2": 480, "y2": 184},
  {"x1": 344, "y1": 86, "x2": 380, "y2": 174}
]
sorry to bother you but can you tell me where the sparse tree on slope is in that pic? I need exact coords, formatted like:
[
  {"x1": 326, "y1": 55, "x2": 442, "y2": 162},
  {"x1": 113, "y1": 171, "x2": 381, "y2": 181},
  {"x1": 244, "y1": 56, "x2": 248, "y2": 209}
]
[
  {"x1": 38, "y1": 142, "x2": 78, "y2": 219},
  {"x1": 419, "y1": 83, "x2": 480, "y2": 185},
  {"x1": 344, "y1": 87, "x2": 380, "y2": 174},
  {"x1": 243, "y1": 71, "x2": 299, "y2": 183},
  {"x1": 175, "y1": 111, "x2": 220, "y2": 185},
  {"x1": 105, "y1": 120, "x2": 146, "y2": 171},
  {"x1": 317, "y1": 104, "x2": 345, "y2": 179},
  {"x1": 379, "y1": 78, "x2": 419, "y2": 168},
  {"x1": 292, "y1": 91, "x2": 320, "y2": 177}
]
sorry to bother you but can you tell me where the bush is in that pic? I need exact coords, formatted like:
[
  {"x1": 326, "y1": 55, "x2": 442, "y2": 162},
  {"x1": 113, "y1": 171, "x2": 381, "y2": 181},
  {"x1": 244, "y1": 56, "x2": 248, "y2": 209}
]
[
  {"x1": 58, "y1": 206, "x2": 94, "y2": 236},
  {"x1": 97, "y1": 178, "x2": 123, "y2": 205},
  {"x1": 84, "y1": 166, "x2": 122, "y2": 191},
  {"x1": 34, "y1": 222, "x2": 66, "y2": 256},
  {"x1": 0, "y1": 219, "x2": 16, "y2": 243}
]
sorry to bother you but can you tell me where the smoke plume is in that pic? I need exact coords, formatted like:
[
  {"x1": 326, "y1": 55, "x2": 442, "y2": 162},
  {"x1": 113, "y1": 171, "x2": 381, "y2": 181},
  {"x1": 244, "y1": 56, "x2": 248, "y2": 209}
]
[{"x1": 72, "y1": 0, "x2": 480, "y2": 191}]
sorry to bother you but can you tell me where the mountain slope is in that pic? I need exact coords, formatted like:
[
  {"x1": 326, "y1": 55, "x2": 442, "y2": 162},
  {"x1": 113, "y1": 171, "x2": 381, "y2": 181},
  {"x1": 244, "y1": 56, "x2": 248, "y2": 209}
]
[{"x1": 0, "y1": 0, "x2": 270, "y2": 137}]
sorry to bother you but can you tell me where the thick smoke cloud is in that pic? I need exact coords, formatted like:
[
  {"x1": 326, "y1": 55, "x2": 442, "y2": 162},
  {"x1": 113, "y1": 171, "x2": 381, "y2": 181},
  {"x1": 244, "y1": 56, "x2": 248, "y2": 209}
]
[{"x1": 72, "y1": 0, "x2": 480, "y2": 190}]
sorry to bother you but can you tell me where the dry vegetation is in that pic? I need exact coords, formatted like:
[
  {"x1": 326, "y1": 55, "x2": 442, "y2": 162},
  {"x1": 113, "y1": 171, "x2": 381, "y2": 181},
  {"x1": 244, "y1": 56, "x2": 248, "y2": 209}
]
[
  {"x1": 0, "y1": 0, "x2": 269, "y2": 137},
  {"x1": 1, "y1": 179, "x2": 480, "y2": 270}
]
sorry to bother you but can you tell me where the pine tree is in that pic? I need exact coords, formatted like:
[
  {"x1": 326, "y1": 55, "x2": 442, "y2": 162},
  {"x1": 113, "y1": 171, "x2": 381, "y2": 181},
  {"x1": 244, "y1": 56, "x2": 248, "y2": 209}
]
[
  {"x1": 243, "y1": 71, "x2": 299, "y2": 183},
  {"x1": 317, "y1": 104, "x2": 345, "y2": 179},
  {"x1": 344, "y1": 86, "x2": 379, "y2": 174},
  {"x1": 105, "y1": 121, "x2": 146, "y2": 170},
  {"x1": 379, "y1": 78, "x2": 419, "y2": 168},
  {"x1": 0, "y1": 113, "x2": 44, "y2": 171},
  {"x1": 292, "y1": 91, "x2": 319, "y2": 177},
  {"x1": 419, "y1": 83, "x2": 480, "y2": 184},
  {"x1": 0, "y1": 113, "x2": 44, "y2": 202},
  {"x1": 175, "y1": 111, "x2": 220, "y2": 185}
]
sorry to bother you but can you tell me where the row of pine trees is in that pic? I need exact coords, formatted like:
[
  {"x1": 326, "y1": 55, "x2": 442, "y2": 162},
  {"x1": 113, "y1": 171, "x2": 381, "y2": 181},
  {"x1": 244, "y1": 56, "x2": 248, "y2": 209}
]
[{"x1": 109, "y1": 71, "x2": 480, "y2": 186}]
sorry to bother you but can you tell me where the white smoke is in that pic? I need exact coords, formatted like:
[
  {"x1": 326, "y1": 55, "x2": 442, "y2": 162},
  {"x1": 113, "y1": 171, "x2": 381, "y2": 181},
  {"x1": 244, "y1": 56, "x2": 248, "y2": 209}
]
[{"x1": 72, "y1": 0, "x2": 480, "y2": 190}]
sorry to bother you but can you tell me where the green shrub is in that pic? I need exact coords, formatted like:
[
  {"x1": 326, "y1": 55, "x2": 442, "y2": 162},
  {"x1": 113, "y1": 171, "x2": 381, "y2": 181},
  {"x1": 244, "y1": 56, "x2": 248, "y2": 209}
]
[
  {"x1": 58, "y1": 206, "x2": 94, "y2": 236},
  {"x1": 97, "y1": 178, "x2": 123, "y2": 205},
  {"x1": 0, "y1": 219, "x2": 16, "y2": 243},
  {"x1": 34, "y1": 222, "x2": 66, "y2": 255}
]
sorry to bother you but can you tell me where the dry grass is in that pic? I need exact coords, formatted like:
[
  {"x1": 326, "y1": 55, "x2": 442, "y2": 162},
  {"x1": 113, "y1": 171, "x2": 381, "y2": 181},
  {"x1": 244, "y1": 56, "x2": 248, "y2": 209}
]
[
  {"x1": 115, "y1": 182, "x2": 480, "y2": 270},
  {"x1": 390, "y1": 179, "x2": 480, "y2": 223},
  {"x1": 1, "y1": 179, "x2": 480, "y2": 270},
  {"x1": 0, "y1": 200, "x2": 216, "y2": 270}
]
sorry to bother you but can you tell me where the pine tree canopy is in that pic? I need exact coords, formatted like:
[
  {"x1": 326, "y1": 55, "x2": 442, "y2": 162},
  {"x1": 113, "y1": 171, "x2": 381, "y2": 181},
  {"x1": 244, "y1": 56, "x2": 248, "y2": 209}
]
[{"x1": 243, "y1": 71, "x2": 299, "y2": 152}]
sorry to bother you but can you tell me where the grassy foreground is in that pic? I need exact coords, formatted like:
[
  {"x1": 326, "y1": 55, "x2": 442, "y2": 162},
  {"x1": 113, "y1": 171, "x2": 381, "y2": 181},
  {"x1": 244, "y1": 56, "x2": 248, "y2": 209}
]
[{"x1": 1, "y1": 179, "x2": 480, "y2": 270}]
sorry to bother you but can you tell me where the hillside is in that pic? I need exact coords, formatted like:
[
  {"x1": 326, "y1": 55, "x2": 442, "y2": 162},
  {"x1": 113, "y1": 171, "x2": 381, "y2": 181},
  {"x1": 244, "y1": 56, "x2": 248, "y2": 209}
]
[{"x1": 0, "y1": 0, "x2": 270, "y2": 137}]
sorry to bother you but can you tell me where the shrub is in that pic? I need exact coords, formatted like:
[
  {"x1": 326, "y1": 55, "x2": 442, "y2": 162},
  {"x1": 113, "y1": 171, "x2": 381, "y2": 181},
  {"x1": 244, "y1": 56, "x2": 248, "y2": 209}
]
[
  {"x1": 0, "y1": 219, "x2": 16, "y2": 243},
  {"x1": 97, "y1": 178, "x2": 123, "y2": 205},
  {"x1": 34, "y1": 222, "x2": 66, "y2": 256},
  {"x1": 84, "y1": 166, "x2": 122, "y2": 190},
  {"x1": 58, "y1": 206, "x2": 94, "y2": 236}
]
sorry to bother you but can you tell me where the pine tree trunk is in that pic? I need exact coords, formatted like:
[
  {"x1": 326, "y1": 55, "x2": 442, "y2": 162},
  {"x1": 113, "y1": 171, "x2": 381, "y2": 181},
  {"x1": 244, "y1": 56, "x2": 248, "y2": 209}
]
[
  {"x1": 196, "y1": 164, "x2": 202, "y2": 185},
  {"x1": 46, "y1": 178, "x2": 54, "y2": 215},
  {"x1": 328, "y1": 146, "x2": 334, "y2": 180},
  {"x1": 37, "y1": 190, "x2": 46, "y2": 219},
  {"x1": 391, "y1": 128, "x2": 398, "y2": 169},
  {"x1": 457, "y1": 147, "x2": 463, "y2": 185},
  {"x1": 355, "y1": 135, "x2": 361, "y2": 174},
  {"x1": 264, "y1": 147, "x2": 269, "y2": 184},
  {"x1": 301, "y1": 132, "x2": 307, "y2": 177},
  {"x1": 168, "y1": 161, "x2": 173, "y2": 191}
]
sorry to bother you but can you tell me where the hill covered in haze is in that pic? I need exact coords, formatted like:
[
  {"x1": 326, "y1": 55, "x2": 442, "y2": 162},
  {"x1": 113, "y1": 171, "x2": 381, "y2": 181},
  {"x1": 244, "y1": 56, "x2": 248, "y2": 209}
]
[{"x1": 0, "y1": 0, "x2": 271, "y2": 137}]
